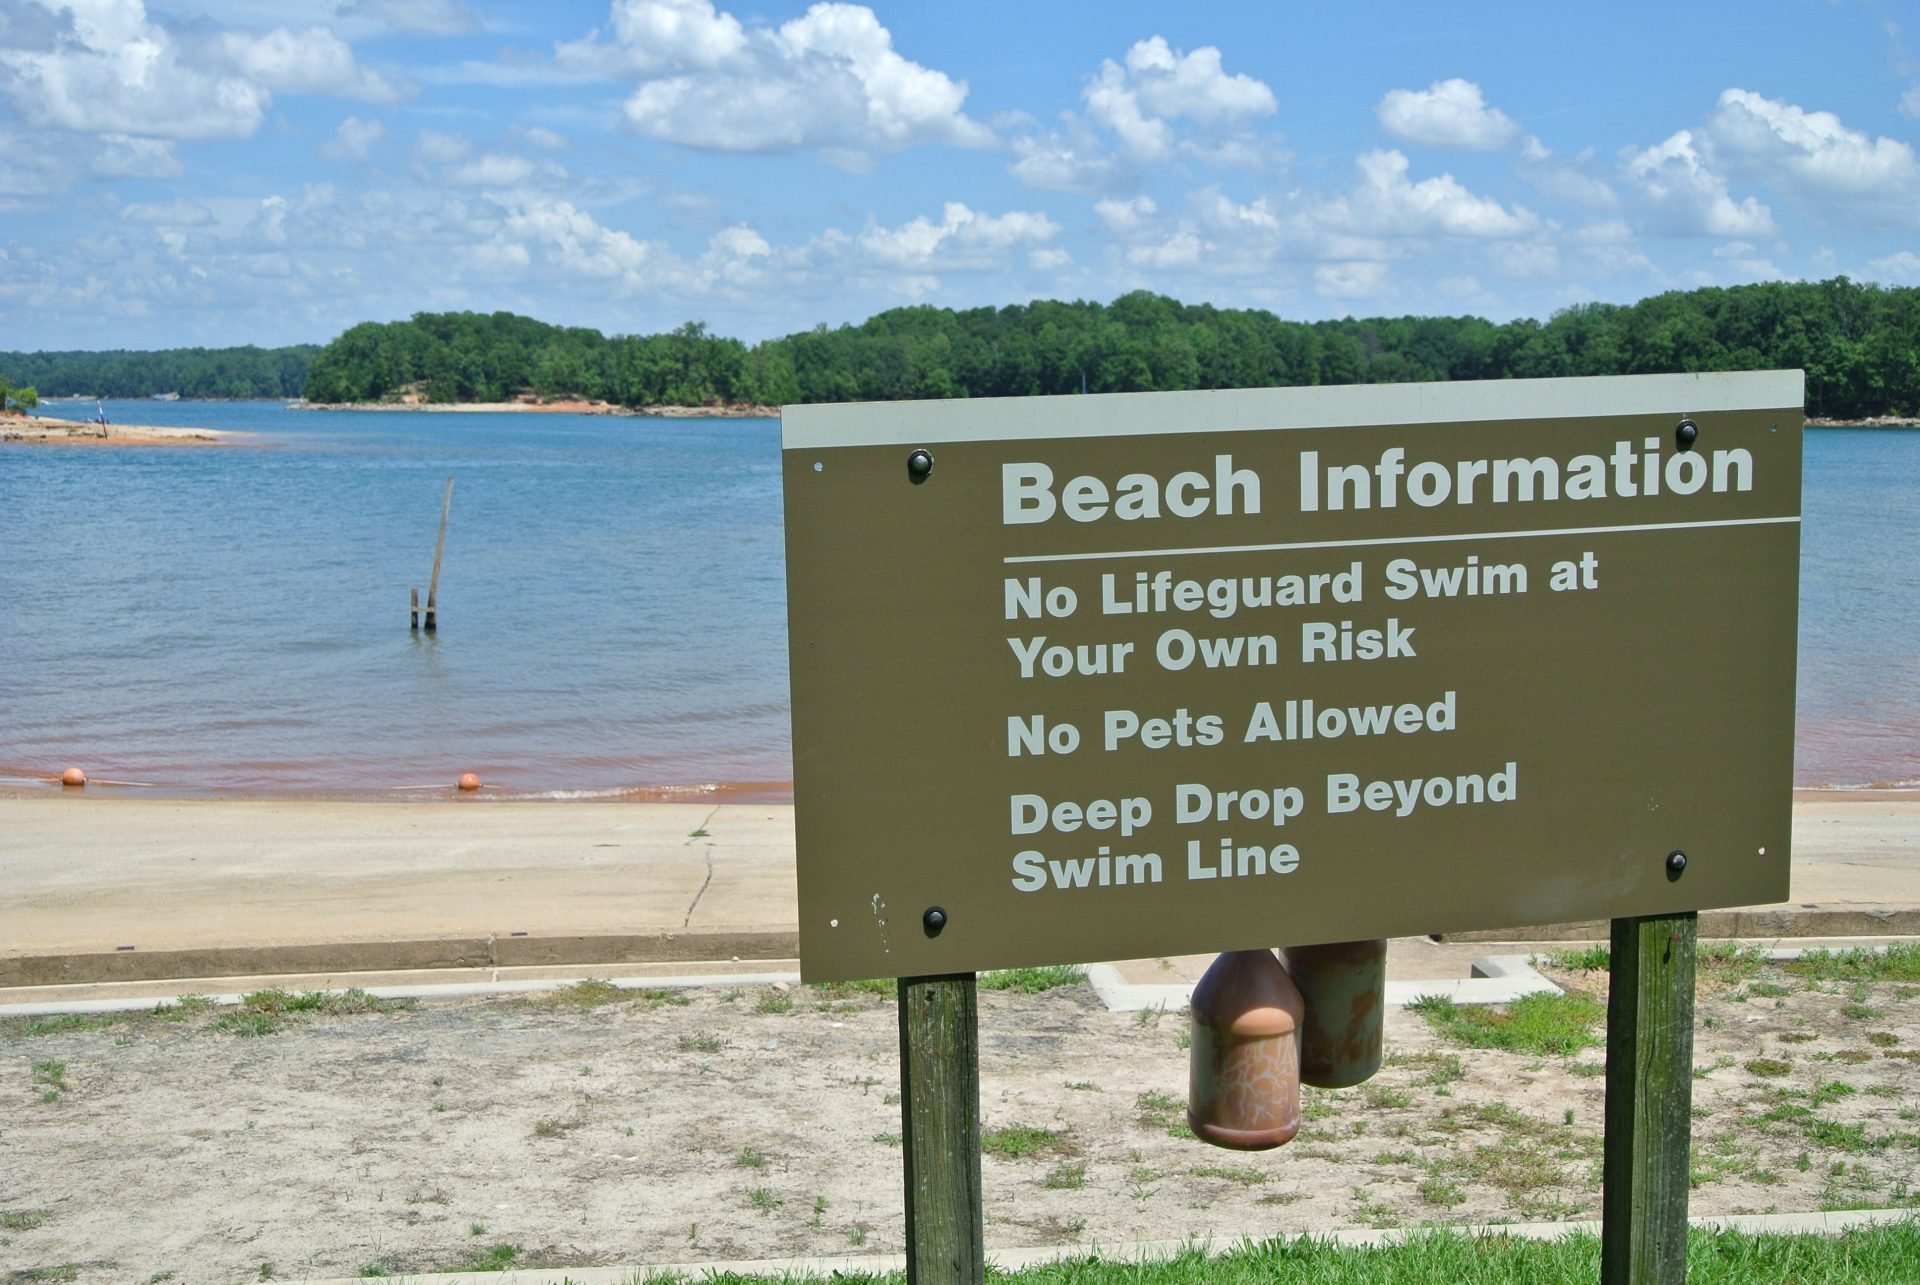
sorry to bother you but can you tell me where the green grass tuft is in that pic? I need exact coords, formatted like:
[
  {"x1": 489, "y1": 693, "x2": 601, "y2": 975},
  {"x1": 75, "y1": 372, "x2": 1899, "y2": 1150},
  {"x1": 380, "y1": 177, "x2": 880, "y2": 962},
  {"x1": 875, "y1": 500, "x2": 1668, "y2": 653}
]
[
  {"x1": 1787, "y1": 943, "x2": 1920, "y2": 982},
  {"x1": 982, "y1": 1124, "x2": 1062, "y2": 1158},
  {"x1": 978, "y1": 965, "x2": 1086, "y2": 993},
  {"x1": 1407, "y1": 990, "x2": 1605, "y2": 1056}
]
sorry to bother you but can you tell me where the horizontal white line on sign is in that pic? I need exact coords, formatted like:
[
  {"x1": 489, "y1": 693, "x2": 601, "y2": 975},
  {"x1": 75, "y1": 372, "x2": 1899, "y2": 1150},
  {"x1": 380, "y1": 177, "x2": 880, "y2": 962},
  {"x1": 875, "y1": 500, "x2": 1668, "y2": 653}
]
[
  {"x1": 1002, "y1": 514, "x2": 1801, "y2": 565},
  {"x1": 782, "y1": 370, "x2": 1804, "y2": 449}
]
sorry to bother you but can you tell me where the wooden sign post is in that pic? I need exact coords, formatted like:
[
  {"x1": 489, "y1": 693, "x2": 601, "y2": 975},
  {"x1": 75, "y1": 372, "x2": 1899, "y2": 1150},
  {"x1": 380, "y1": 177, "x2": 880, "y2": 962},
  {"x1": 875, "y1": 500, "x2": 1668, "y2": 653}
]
[
  {"x1": 899, "y1": 973, "x2": 985, "y2": 1284},
  {"x1": 1603, "y1": 911, "x2": 1698, "y2": 1283}
]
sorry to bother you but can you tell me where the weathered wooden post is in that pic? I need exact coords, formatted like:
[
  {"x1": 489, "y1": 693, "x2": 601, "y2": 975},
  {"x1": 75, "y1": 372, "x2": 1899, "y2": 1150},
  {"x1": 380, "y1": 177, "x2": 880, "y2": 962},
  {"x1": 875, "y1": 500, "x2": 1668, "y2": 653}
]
[
  {"x1": 424, "y1": 477, "x2": 452, "y2": 632},
  {"x1": 410, "y1": 585, "x2": 420, "y2": 631},
  {"x1": 898, "y1": 972, "x2": 985, "y2": 1285},
  {"x1": 1602, "y1": 909, "x2": 1698, "y2": 1284}
]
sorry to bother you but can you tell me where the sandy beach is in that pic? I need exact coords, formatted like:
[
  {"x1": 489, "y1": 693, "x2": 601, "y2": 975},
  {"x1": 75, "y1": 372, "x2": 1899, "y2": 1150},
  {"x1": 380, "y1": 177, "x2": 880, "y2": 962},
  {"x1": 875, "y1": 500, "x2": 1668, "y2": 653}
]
[{"x1": 1, "y1": 413, "x2": 245, "y2": 446}]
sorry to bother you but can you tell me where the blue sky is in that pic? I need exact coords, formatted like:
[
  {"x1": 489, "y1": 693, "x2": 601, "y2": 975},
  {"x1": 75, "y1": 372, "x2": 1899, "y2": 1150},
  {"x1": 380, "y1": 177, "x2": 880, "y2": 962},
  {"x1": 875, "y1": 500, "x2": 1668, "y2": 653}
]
[{"x1": 4, "y1": 0, "x2": 1920, "y2": 351}]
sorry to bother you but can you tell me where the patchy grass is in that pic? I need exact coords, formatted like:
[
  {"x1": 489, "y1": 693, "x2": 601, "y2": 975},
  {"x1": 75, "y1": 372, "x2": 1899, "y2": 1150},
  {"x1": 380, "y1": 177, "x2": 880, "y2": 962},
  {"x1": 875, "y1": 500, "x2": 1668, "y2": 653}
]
[
  {"x1": 1190, "y1": 1163, "x2": 1268, "y2": 1186},
  {"x1": 1043, "y1": 1160, "x2": 1088, "y2": 1189},
  {"x1": 538, "y1": 980, "x2": 627, "y2": 1009},
  {"x1": 754, "y1": 991, "x2": 794, "y2": 1015},
  {"x1": 806, "y1": 978, "x2": 894, "y2": 999},
  {"x1": 1746, "y1": 1058, "x2": 1793, "y2": 1077},
  {"x1": 1385, "y1": 1050, "x2": 1464, "y2": 1090},
  {"x1": 1787, "y1": 943, "x2": 1920, "y2": 983},
  {"x1": 982, "y1": 1125, "x2": 1063, "y2": 1159},
  {"x1": 3, "y1": 994, "x2": 217, "y2": 1040},
  {"x1": 733, "y1": 1147, "x2": 769, "y2": 1170},
  {"x1": 1135, "y1": 1090, "x2": 1195, "y2": 1140},
  {"x1": 1, "y1": 1209, "x2": 51, "y2": 1231},
  {"x1": 1407, "y1": 990, "x2": 1605, "y2": 1057},
  {"x1": 633, "y1": 1225, "x2": 1920, "y2": 1280},
  {"x1": 30, "y1": 1059, "x2": 68, "y2": 1102},
  {"x1": 675, "y1": 1032, "x2": 730, "y2": 1054},
  {"x1": 979, "y1": 965, "x2": 1086, "y2": 993},
  {"x1": 1544, "y1": 945, "x2": 1611, "y2": 971}
]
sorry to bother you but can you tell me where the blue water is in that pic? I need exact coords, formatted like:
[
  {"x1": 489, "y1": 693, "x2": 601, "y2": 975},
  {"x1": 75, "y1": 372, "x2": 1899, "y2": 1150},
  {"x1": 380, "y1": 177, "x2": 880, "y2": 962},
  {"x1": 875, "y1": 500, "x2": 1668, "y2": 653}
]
[
  {"x1": 1, "y1": 402, "x2": 1916, "y2": 794},
  {"x1": 1, "y1": 401, "x2": 789, "y2": 795}
]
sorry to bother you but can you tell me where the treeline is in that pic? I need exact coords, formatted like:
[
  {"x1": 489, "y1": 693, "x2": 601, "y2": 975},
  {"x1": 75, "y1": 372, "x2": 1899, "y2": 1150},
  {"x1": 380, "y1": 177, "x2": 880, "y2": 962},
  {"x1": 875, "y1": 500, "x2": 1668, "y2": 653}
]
[
  {"x1": 296, "y1": 278, "x2": 1920, "y2": 420},
  {"x1": 10, "y1": 277, "x2": 1918, "y2": 417},
  {"x1": 0, "y1": 345, "x2": 317, "y2": 400}
]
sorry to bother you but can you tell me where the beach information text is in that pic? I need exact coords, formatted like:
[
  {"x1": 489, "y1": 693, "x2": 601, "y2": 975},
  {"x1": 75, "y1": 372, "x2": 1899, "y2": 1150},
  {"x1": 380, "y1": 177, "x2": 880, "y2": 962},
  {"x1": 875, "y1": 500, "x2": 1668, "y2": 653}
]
[{"x1": 782, "y1": 374, "x2": 1802, "y2": 982}]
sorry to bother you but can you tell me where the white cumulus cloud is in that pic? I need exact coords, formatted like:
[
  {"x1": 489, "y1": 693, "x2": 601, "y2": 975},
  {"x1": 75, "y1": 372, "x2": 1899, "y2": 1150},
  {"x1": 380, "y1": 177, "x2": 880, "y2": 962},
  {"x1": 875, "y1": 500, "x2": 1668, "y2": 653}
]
[
  {"x1": 857, "y1": 201, "x2": 1060, "y2": 271},
  {"x1": 215, "y1": 26, "x2": 404, "y2": 101},
  {"x1": 560, "y1": 1, "x2": 989, "y2": 160},
  {"x1": 1705, "y1": 88, "x2": 1920, "y2": 227},
  {"x1": 0, "y1": 1, "x2": 406, "y2": 144},
  {"x1": 1869, "y1": 249, "x2": 1920, "y2": 283},
  {"x1": 1337, "y1": 149, "x2": 1537, "y2": 238},
  {"x1": 323, "y1": 116, "x2": 388, "y2": 161},
  {"x1": 1621, "y1": 129, "x2": 1775, "y2": 237},
  {"x1": 1085, "y1": 36, "x2": 1275, "y2": 165},
  {"x1": 1315, "y1": 261, "x2": 1389, "y2": 298},
  {"x1": 1376, "y1": 78, "x2": 1520, "y2": 149},
  {"x1": 91, "y1": 132, "x2": 182, "y2": 178}
]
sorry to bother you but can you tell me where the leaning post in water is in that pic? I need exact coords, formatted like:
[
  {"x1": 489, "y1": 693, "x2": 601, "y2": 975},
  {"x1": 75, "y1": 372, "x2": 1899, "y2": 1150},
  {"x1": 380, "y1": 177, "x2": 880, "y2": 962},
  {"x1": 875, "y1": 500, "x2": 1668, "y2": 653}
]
[{"x1": 424, "y1": 476, "x2": 452, "y2": 632}]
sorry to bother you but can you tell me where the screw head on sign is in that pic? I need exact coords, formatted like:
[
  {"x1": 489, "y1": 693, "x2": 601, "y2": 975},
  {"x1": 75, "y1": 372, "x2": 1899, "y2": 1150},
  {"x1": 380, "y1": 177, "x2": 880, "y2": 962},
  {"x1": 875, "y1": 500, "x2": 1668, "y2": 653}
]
[
  {"x1": 906, "y1": 449, "x2": 934, "y2": 483},
  {"x1": 1666, "y1": 850, "x2": 1688, "y2": 879},
  {"x1": 923, "y1": 906, "x2": 947, "y2": 936},
  {"x1": 1675, "y1": 419, "x2": 1699, "y2": 452}
]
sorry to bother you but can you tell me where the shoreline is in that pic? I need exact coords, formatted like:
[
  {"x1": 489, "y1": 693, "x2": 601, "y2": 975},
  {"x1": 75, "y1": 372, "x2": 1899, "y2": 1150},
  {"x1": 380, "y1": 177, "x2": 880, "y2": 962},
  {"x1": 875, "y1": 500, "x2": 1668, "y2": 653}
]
[
  {"x1": 1, "y1": 775, "x2": 1910, "y2": 805},
  {"x1": 290, "y1": 397, "x2": 779, "y2": 418},
  {"x1": 1, "y1": 414, "x2": 247, "y2": 446},
  {"x1": 1806, "y1": 415, "x2": 1920, "y2": 428}
]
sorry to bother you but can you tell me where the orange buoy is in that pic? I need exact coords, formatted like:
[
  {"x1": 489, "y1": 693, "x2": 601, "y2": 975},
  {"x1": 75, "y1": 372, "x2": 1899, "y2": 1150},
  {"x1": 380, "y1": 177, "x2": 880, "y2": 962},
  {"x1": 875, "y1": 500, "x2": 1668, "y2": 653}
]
[
  {"x1": 61, "y1": 767, "x2": 87, "y2": 788},
  {"x1": 458, "y1": 772, "x2": 481, "y2": 792}
]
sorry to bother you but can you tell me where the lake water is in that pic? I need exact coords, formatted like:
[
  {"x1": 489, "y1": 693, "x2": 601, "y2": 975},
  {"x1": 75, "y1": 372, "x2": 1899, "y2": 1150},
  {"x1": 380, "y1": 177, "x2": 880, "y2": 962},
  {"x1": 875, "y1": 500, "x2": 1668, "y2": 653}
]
[{"x1": 2, "y1": 401, "x2": 1915, "y2": 796}]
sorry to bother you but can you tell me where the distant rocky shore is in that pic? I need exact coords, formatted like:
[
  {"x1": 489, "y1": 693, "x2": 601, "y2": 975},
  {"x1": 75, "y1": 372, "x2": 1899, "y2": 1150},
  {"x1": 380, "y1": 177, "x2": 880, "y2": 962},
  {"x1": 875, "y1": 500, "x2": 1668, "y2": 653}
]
[
  {"x1": 291, "y1": 397, "x2": 779, "y2": 418},
  {"x1": 1807, "y1": 415, "x2": 1920, "y2": 428}
]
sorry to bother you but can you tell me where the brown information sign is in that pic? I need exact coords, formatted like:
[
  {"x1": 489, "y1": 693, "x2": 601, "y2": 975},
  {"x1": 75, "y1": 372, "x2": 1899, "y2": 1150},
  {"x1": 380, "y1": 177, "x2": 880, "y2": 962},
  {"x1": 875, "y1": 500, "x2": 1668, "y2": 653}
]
[{"x1": 783, "y1": 372, "x2": 1802, "y2": 982}]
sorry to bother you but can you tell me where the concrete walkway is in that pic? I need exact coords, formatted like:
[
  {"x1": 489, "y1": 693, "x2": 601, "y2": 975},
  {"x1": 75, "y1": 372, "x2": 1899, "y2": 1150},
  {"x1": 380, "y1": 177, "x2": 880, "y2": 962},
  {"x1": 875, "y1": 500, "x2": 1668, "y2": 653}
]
[{"x1": 2, "y1": 795, "x2": 1915, "y2": 990}]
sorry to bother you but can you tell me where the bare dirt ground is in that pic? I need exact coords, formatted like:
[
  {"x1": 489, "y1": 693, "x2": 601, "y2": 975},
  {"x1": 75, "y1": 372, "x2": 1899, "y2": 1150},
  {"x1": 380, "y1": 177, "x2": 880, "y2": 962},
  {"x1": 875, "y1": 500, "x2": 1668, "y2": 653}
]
[{"x1": 2, "y1": 957, "x2": 1916, "y2": 1283}]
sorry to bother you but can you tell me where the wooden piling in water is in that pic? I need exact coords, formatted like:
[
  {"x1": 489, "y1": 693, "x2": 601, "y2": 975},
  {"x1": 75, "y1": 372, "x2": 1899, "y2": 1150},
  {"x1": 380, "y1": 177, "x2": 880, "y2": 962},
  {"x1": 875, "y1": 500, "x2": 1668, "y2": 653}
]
[
  {"x1": 424, "y1": 477, "x2": 452, "y2": 633},
  {"x1": 410, "y1": 586, "x2": 420, "y2": 630}
]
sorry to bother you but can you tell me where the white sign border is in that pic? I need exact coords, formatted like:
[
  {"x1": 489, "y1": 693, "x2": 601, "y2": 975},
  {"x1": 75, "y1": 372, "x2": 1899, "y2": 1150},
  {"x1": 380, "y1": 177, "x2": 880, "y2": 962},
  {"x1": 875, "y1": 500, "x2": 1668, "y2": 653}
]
[{"x1": 782, "y1": 370, "x2": 1805, "y2": 450}]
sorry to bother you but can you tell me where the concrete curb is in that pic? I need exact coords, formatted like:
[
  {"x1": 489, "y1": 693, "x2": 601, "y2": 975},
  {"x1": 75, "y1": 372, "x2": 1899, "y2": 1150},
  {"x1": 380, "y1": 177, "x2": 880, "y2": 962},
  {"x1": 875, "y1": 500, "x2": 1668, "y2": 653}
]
[
  {"x1": 263, "y1": 1207, "x2": 1918, "y2": 1285},
  {"x1": 0, "y1": 927, "x2": 801, "y2": 988},
  {"x1": 0, "y1": 971, "x2": 808, "y2": 1020}
]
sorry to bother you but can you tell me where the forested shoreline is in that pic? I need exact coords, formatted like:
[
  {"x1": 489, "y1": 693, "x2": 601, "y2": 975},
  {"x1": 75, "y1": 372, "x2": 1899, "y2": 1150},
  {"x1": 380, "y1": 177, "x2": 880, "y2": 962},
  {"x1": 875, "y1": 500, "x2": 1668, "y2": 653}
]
[
  {"x1": 1, "y1": 344, "x2": 317, "y2": 401},
  {"x1": 7, "y1": 277, "x2": 1918, "y2": 419}
]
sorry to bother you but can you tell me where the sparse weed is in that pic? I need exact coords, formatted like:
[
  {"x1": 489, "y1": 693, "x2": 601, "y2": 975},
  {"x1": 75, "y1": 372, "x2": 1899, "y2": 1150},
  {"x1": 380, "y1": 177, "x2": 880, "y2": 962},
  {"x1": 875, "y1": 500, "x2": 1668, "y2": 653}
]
[
  {"x1": 978, "y1": 965, "x2": 1085, "y2": 993},
  {"x1": 983, "y1": 1124, "x2": 1062, "y2": 1158}
]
